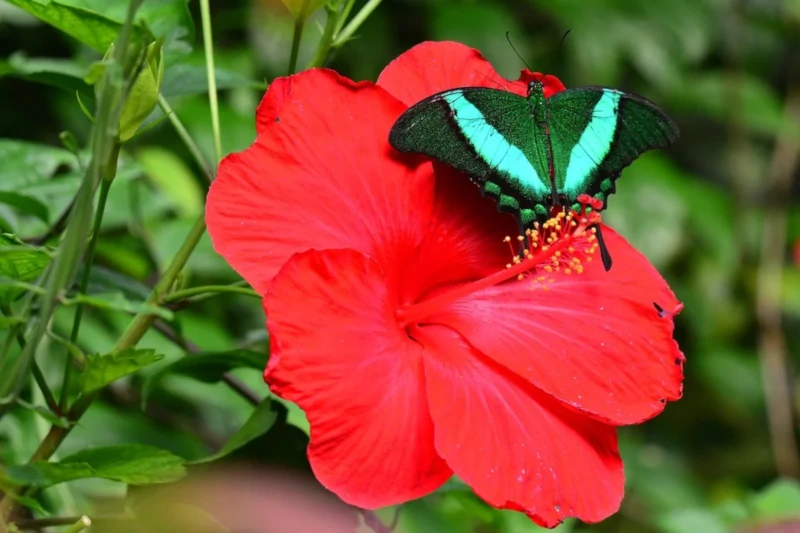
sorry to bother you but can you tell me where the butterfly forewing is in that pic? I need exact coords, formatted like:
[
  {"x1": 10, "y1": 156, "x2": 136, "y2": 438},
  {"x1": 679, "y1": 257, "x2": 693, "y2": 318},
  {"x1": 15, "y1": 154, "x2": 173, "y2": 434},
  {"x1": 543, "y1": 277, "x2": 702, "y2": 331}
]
[
  {"x1": 547, "y1": 87, "x2": 680, "y2": 208},
  {"x1": 389, "y1": 87, "x2": 552, "y2": 219}
]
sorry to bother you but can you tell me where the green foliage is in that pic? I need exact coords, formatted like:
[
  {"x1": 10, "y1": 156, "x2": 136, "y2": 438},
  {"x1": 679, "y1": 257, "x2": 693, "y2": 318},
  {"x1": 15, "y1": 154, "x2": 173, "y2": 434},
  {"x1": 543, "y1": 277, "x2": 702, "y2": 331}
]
[
  {"x1": 0, "y1": 238, "x2": 51, "y2": 304},
  {"x1": 189, "y1": 398, "x2": 277, "y2": 465},
  {"x1": 3, "y1": 444, "x2": 185, "y2": 487},
  {"x1": 81, "y1": 348, "x2": 164, "y2": 394}
]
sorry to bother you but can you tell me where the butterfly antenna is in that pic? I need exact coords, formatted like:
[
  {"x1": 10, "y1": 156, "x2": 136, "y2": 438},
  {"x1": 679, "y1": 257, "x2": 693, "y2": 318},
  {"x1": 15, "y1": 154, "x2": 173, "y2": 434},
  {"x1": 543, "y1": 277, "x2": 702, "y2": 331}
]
[
  {"x1": 476, "y1": 70, "x2": 510, "y2": 91},
  {"x1": 593, "y1": 224, "x2": 613, "y2": 272},
  {"x1": 505, "y1": 31, "x2": 532, "y2": 71},
  {"x1": 556, "y1": 29, "x2": 572, "y2": 54}
]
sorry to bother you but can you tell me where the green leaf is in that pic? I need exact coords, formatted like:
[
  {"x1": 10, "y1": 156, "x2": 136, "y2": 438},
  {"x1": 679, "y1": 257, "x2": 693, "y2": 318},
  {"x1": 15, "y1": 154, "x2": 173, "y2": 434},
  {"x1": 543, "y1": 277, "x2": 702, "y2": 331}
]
[
  {"x1": 61, "y1": 444, "x2": 186, "y2": 484},
  {"x1": 137, "y1": 146, "x2": 203, "y2": 217},
  {"x1": 3, "y1": 444, "x2": 186, "y2": 488},
  {"x1": 2, "y1": 0, "x2": 144, "y2": 52},
  {"x1": 81, "y1": 348, "x2": 164, "y2": 394},
  {"x1": 0, "y1": 140, "x2": 77, "y2": 190},
  {"x1": 2, "y1": 461, "x2": 93, "y2": 487},
  {"x1": 142, "y1": 349, "x2": 267, "y2": 403},
  {"x1": 160, "y1": 63, "x2": 264, "y2": 98},
  {"x1": 63, "y1": 291, "x2": 174, "y2": 320},
  {"x1": 0, "y1": 191, "x2": 50, "y2": 224},
  {"x1": 0, "y1": 53, "x2": 91, "y2": 94},
  {"x1": 0, "y1": 240, "x2": 51, "y2": 305},
  {"x1": 752, "y1": 479, "x2": 800, "y2": 519},
  {"x1": 189, "y1": 398, "x2": 277, "y2": 465}
]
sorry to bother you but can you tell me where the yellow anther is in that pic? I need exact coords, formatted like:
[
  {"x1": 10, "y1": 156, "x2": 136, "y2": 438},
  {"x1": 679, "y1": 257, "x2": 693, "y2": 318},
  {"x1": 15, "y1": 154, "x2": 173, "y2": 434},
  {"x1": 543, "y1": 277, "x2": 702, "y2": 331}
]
[
  {"x1": 503, "y1": 236, "x2": 511, "y2": 243},
  {"x1": 517, "y1": 274, "x2": 524, "y2": 280},
  {"x1": 565, "y1": 268, "x2": 572, "y2": 275}
]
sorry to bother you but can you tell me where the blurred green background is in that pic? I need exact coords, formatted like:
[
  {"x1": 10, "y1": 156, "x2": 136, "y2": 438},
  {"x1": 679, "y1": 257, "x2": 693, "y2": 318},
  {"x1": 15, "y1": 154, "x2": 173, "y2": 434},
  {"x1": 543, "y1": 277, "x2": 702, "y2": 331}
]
[{"x1": 0, "y1": 0, "x2": 799, "y2": 532}]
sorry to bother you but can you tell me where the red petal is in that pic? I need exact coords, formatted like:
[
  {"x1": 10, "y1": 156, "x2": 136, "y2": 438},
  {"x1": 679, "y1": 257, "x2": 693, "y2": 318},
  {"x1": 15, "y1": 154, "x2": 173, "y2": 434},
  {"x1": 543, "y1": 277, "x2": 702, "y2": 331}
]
[
  {"x1": 418, "y1": 325, "x2": 623, "y2": 527},
  {"x1": 429, "y1": 225, "x2": 685, "y2": 425},
  {"x1": 398, "y1": 163, "x2": 517, "y2": 304},
  {"x1": 265, "y1": 249, "x2": 452, "y2": 508},
  {"x1": 255, "y1": 75, "x2": 293, "y2": 135},
  {"x1": 377, "y1": 41, "x2": 564, "y2": 105},
  {"x1": 206, "y1": 69, "x2": 435, "y2": 293}
]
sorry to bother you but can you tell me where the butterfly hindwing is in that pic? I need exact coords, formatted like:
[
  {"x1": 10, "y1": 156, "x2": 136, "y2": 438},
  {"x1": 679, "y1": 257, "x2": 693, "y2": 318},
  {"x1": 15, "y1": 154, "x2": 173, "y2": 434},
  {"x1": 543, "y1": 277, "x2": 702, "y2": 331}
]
[
  {"x1": 389, "y1": 87, "x2": 552, "y2": 220},
  {"x1": 547, "y1": 86, "x2": 680, "y2": 209}
]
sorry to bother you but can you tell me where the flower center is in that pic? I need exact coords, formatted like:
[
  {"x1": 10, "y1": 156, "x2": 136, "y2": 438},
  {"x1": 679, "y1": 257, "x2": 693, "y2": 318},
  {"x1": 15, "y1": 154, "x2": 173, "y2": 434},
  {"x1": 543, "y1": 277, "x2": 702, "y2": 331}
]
[{"x1": 396, "y1": 195, "x2": 605, "y2": 328}]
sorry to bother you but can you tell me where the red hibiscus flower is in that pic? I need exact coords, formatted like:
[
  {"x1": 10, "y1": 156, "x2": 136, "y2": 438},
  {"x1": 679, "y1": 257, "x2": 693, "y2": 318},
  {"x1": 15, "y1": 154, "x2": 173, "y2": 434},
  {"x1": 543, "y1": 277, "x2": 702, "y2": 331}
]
[{"x1": 206, "y1": 41, "x2": 685, "y2": 527}]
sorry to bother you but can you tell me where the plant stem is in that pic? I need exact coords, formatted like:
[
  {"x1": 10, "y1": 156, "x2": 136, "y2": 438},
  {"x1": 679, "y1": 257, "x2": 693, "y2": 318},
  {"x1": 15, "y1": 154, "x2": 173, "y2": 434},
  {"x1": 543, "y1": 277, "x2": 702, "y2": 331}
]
[
  {"x1": 63, "y1": 516, "x2": 91, "y2": 533},
  {"x1": 331, "y1": 0, "x2": 382, "y2": 48},
  {"x1": 157, "y1": 95, "x2": 214, "y2": 182},
  {"x1": 0, "y1": 305, "x2": 59, "y2": 414},
  {"x1": 0, "y1": 0, "x2": 142, "y2": 420},
  {"x1": 288, "y1": 16, "x2": 306, "y2": 74},
  {"x1": 163, "y1": 284, "x2": 260, "y2": 304},
  {"x1": 59, "y1": 150, "x2": 118, "y2": 411},
  {"x1": 199, "y1": 0, "x2": 222, "y2": 165},
  {"x1": 333, "y1": 0, "x2": 356, "y2": 37},
  {"x1": 307, "y1": 5, "x2": 340, "y2": 69}
]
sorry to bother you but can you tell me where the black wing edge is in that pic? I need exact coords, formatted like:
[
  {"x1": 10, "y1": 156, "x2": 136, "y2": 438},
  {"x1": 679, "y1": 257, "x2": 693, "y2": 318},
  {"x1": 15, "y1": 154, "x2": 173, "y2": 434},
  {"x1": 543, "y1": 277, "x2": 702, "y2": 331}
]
[{"x1": 388, "y1": 86, "x2": 513, "y2": 152}]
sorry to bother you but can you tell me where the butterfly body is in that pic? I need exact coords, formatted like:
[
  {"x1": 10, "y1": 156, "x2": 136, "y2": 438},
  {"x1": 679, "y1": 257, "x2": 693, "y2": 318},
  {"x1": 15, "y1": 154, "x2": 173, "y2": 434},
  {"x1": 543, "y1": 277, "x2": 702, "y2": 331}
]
[{"x1": 389, "y1": 79, "x2": 679, "y2": 228}]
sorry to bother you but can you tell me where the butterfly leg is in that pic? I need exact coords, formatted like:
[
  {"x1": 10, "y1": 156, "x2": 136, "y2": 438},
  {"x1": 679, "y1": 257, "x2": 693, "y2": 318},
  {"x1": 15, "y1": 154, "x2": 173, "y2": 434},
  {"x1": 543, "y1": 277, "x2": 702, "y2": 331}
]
[{"x1": 592, "y1": 224, "x2": 613, "y2": 272}]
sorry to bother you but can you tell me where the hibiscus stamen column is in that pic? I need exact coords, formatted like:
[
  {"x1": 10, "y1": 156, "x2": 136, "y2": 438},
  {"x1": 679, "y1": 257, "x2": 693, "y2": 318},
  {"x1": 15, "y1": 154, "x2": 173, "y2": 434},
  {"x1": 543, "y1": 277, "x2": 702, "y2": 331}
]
[{"x1": 397, "y1": 195, "x2": 604, "y2": 327}]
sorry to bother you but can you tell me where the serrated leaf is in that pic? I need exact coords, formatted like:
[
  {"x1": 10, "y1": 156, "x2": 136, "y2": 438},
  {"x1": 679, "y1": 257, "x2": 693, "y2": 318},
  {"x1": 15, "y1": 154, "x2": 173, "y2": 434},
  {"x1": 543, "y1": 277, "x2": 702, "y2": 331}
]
[
  {"x1": 142, "y1": 349, "x2": 267, "y2": 403},
  {"x1": 81, "y1": 348, "x2": 164, "y2": 394},
  {"x1": 61, "y1": 444, "x2": 186, "y2": 485},
  {"x1": 2, "y1": 461, "x2": 93, "y2": 487},
  {"x1": 2, "y1": 0, "x2": 144, "y2": 52},
  {"x1": 189, "y1": 398, "x2": 277, "y2": 465},
  {"x1": 0, "y1": 241, "x2": 51, "y2": 305},
  {"x1": 0, "y1": 140, "x2": 77, "y2": 190},
  {"x1": 3, "y1": 444, "x2": 186, "y2": 488},
  {"x1": 64, "y1": 292, "x2": 174, "y2": 320}
]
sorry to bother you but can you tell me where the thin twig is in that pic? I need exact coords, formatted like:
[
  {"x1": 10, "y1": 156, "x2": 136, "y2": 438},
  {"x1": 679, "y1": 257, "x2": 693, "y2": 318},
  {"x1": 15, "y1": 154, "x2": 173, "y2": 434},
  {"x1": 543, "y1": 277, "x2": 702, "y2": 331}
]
[
  {"x1": 756, "y1": 83, "x2": 800, "y2": 477},
  {"x1": 151, "y1": 320, "x2": 262, "y2": 406}
]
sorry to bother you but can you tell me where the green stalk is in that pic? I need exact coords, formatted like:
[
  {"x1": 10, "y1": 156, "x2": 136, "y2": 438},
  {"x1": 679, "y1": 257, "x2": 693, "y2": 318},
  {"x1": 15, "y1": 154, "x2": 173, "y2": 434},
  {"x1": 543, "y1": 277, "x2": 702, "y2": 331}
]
[
  {"x1": 157, "y1": 94, "x2": 214, "y2": 182},
  {"x1": 307, "y1": 4, "x2": 340, "y2": 69},
  {"x1": 199, "y1": 0, "x2": 222, "y2": 165},
  {"x1": 63, "y1": 516, "x2": 91, "y2": 533},
  {"x1": 333, "y1": 0, "x2": 356, "y2": 38},
  {"x1": 0, "y1": 305, "x2": 58, "y2": 414},
  {"x1": 59, "y1": 159, "x2": 117, "y2": 411},
  {"x1": 288, "y1": 16, "x2": 306, "y2": 75},
  {"x1": 163, "y1": 284, "x2": 260, "y2": 304},
  {"x1": 331, "y1": 0, "x2": 382, "y2": 49}
]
